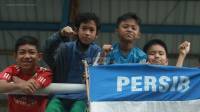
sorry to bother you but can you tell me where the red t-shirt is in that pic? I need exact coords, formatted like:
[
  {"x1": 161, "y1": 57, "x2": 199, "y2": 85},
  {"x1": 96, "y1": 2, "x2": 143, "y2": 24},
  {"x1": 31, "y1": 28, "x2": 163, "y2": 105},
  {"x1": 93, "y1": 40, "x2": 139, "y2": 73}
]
[{"x1": 0, "y1": 64, "x2": 52, "y2": 112}]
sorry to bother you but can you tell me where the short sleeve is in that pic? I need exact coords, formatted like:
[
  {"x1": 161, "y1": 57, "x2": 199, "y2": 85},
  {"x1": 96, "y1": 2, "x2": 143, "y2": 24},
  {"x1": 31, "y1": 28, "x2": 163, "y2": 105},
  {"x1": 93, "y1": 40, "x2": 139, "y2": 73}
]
[
  {"x1": 33, "y1": 67, "x2": 53, "y2": 88},
  {"x1": 0, "y1": 67, "x2": 13, "y2": 81}
]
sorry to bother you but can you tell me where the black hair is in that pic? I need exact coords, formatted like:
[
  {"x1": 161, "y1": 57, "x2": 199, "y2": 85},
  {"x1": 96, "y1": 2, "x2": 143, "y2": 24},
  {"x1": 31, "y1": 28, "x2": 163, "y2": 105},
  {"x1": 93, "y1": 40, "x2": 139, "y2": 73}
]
[
  {"x1": 74, "y1": 12, "x2": 101, "y2": 33},
  {"x1": 116, "y1": 12, "x2": 141, "y2": 28},
  {"x1": 143, "y1": 39, "x2": 168, "y2": 57},
  {"x1": 15, "y1": 36, "x2": 40, "y2": 53}
]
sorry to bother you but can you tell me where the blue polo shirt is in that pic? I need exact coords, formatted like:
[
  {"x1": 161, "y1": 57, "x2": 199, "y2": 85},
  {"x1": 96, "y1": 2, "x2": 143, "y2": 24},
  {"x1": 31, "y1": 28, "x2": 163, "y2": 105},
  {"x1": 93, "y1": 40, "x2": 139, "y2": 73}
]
[{"x1": 105, "y1": 43, "x2": 147, "y2": 64}]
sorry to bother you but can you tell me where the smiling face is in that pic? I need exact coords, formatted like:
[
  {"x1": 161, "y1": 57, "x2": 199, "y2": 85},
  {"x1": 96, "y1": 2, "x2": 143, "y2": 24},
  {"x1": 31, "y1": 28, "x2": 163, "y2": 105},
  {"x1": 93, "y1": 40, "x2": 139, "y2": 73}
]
[
  {"x1": 15, "y1": 44, "x2": 41, "y2": 71},
  {"x1": 147, "y1": 44, "x2": 168, "y2": 65},
  {"x1": 77, "y1": 20, "x2": 97, "y2": 45},
  {"x1": 117, "y1": 19, "x2": 140, "y2": 43}
]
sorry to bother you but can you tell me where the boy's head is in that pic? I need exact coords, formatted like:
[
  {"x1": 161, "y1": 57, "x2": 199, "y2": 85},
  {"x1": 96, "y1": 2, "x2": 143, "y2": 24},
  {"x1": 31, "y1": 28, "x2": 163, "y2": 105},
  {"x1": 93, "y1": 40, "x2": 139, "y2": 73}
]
[
  {"x1": 74, "y1": 12, "x2": 100, "y2": 45},
  {"x1": 15, "y1": 36, "x2": 42, "y2": 71},
  {"x1": 116, "y1": 12, "x2": 141, "y2": 43},
  {"x1": 143, "y1": 39, "x2": 168, "y2": 65}
]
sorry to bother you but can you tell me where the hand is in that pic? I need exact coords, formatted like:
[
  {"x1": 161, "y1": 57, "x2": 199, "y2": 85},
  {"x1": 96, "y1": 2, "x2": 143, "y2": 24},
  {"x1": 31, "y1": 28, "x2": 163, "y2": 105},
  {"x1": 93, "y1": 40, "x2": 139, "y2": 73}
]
[
  {"x1": 146, "y1": 61, "x2": 150, "y2": 64},
  {"x1": 12, "y1": 76, "x2": 26, "y2": 83},
  {"x1": 60, "y1": 26, "x2": 77, "y2": 37},
  {"x1": 13, "y1": 76, "x2": 40, "y2": 94},
  {"x1": 97, "y1": 45, "x2": 112, "y2": 64},
  {"x1": 82, "y1": 72, "x2": 87, "y2": 82},
  {"x1": 102, "y1": 44, "x2": 113, "y2": 55},
  {"x1": 179, "y1": 41, "x2": 190, "y2": 56}
]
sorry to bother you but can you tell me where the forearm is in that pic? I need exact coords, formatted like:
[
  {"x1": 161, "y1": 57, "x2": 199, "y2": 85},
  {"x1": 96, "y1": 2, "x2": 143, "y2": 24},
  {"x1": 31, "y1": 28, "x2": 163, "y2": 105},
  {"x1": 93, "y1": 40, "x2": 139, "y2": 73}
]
[
  {"x1": 177, "y1": 41, "x2": 190, "y2": 67},
  {"x1": 97, "y1": 52, "x2": 107, "y2": 65},
  {"x1": 43, "y1": 32, "x2": 64, "y2": 69},
  {"x1": 176, "y1": 54, "x2": 186, "y2": 67},
  {"x1": 0, "y1": 80, "x2": 19, "y2": 93}
]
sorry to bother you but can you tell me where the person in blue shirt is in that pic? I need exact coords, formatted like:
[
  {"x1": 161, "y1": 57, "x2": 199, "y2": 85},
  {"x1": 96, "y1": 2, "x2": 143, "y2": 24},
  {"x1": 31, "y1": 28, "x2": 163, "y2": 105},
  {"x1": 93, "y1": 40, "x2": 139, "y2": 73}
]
[
  {"x1": 143, "y1": 39, "x2": 169, "y2": 66},
  {"x1": 143, "y1": 39, "x2": 190, "y2": 67},
  {"x1": 99, "y1": 12, "x2": 147, "y2": 64},
  {"x1": 43, "y1": 12, "x2": 101, "y2": 112}
]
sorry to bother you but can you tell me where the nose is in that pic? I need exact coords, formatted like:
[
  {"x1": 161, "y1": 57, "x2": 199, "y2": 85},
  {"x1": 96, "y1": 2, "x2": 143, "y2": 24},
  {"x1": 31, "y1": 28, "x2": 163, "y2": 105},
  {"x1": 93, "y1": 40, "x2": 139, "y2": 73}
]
[
  {"x1": 155, "y1": 53, "x2": 160, "y2": 58},
  {"x1": 85, "y1": 30, "x2": 91, "y2": 35},
  {"x1": 24, "y1": 52, "x2": 31, "y2": 58},
  {"x1": 127, "y1": 27, "x2": 133, "y2": 32}
]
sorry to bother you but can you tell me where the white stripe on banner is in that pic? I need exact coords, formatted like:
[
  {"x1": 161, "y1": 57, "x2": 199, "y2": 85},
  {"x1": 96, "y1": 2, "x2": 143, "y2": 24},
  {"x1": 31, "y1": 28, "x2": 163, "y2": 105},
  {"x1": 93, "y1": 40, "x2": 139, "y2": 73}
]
[{"x1": 90, "y1": 99, "x2": 200, "y2": 112}]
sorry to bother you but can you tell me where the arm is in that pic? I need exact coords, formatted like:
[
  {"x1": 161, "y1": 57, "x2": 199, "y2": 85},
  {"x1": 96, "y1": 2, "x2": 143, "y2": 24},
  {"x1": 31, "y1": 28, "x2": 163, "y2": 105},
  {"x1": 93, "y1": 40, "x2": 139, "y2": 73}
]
[
  {"x1": 12, "y1": 77, "x2": 40, "y2": 94},
  {"x1": 176, "y1": 41, "x2": 190, "y2": 67},
  {"x1": 43, "y1": 32, "x2": 68, "y2": 70},
  {"x1": 43, "y1": 26, "x2": 76, "y2": 70},
  {"x1": 34, "y1": 68, "x2": 53, "y2": 88},
  {"x1": 0, "y1": 66, "x2": 51, "y2": 94},
  {"x1": 11, "y1": 68, "x2": 53, "y2": 94},
  {"x1": 97, "y1": 44, "x2": 112, "y2": 65},
  {"x1": 52, "y1": 44, "x2": 70, "y2": 83},
  {"x1": 0, "y1": 77, "x2": 40, "y2": 94},
  {"x1": 0, "y1": 80, "x2": 20, "y2": 93},
  {"x1": 0, "y1": 67, "x2": 21, "y2": 93}
]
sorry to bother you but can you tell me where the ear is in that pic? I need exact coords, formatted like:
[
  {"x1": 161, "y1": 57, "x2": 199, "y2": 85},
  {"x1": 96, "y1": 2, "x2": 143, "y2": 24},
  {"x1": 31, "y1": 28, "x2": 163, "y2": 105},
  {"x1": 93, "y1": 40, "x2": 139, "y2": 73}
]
[
  {"x1": 95, "y1": 35, "x2": 98, "y2": 39},
  {"x1": 13, "y1": 53, "x2": 17, "y2": 62},
  {"x1": 136, "y1": 32, "x2": 142, "y2": 39},
  {"x1": 165, "y1": 58, "x2": 169, "y2": 65},
  {"x1": 115, "y1": 28, "x2": 120, "y2": 38},
  {"x1": 37, "y1": 52, "x2": 43, "y2": 61},
  {"x1": 138, "y1": 32, "x2": 142, "y2": 37}
]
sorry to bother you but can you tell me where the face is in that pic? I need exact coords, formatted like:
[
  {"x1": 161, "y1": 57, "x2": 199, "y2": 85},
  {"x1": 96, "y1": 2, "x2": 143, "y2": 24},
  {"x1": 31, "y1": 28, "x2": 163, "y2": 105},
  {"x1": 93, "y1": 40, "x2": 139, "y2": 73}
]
[
  {"x1": 15, "y1": 44, "x2": 41, "y2": 71},
  {"x1": 117, "y1": 19, "x2": 140, "y2": 43},
  {"x1": 78, "y1": 20, "x2": 97, "y2": 45},
  {"x1": 147, "y1": 44, "x2": 168, "y2": 65}
]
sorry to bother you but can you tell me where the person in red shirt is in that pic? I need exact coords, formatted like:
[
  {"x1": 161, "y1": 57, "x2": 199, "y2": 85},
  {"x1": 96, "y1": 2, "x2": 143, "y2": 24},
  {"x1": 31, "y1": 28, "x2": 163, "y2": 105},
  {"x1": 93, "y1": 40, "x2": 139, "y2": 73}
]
[{"x1": 0, "y1": 36, "x2": 52, "y2": 112}]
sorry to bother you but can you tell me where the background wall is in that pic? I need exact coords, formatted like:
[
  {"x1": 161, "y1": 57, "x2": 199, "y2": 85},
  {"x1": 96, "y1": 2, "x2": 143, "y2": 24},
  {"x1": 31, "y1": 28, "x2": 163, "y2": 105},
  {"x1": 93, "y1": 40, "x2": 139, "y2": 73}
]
[
  {"x1": 1, "y1": 0, "x2": 200, "y2": 110},
  {"x1": 1, "y1": 0, "x2": 200, "y2": 71},
  {"x1": 79, "y1": 0, "x2": 200, "y2": 66}
]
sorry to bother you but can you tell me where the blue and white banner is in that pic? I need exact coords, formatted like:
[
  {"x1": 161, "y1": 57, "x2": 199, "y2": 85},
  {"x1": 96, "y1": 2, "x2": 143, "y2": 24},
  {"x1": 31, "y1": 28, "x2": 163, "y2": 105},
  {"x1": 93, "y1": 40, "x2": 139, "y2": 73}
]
[{"x1": 89, "y1": 64, "x2": 200, "y2": 112}]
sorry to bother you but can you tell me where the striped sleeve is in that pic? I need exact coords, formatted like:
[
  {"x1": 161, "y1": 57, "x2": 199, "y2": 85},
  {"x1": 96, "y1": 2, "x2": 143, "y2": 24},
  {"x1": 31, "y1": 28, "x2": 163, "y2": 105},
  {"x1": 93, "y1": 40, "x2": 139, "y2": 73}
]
[{"x1": 33, "y1": 67, "x2": 53, "y2": 88}]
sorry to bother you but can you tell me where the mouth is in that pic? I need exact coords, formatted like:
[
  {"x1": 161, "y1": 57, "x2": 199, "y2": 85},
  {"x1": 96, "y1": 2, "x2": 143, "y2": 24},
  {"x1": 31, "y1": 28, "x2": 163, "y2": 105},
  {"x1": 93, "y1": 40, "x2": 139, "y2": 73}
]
[
  {"x1": 21, "y1": 61, "x2": 32, "y2": 65},
  {"x1": 152, "y1": 60, "x2": 163, "y2": 65},
  {"x1": 82, "y1": 37, "x2": 91, "y2": 43},
  {"x1": 126, "y1": 34, "x2": 135, "y2": 39}
]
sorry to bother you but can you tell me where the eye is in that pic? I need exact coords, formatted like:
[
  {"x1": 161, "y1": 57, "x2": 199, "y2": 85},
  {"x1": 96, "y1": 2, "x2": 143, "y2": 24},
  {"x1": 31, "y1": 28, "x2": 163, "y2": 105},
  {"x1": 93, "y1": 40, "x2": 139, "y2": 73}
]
[
  {"x1": 17, "y1": 51, "x2": 26, "y2": 55},
  {"x1": 122, "y1": 25, "x2": 129, "y2": 29},
  {"x1": 148, "y1": 50, "x2": 155, "y2": 54},
  {"x1": 29, "y1": 50, "x2": 38, "y2": 54},
  {"x1": 29, "y1": 51, "x2": 37, "y2": 55},
  {"x1": 81, "y1": 27, "x2": 87, "y2": 31},
  {"x1": 90, "y1": 29, "x2": 94, "y2": 32},
  {"x1": 131, "y1": 27, "x2": 137, "y2": 30},
  {"x1": 159, "y1": 51, "x2": 165, "y2": 55}
]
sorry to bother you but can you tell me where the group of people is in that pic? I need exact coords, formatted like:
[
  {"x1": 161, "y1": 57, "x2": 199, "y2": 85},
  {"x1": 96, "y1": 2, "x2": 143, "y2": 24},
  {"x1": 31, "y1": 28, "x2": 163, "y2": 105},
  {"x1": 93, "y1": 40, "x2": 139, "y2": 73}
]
[{"x1": 0, "y1": 12, "x2": 190, "y2": 112}]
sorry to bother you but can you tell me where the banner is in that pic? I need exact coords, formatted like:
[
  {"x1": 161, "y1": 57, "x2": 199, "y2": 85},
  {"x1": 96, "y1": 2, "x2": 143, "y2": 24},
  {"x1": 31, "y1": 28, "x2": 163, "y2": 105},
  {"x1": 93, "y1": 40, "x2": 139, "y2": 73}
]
[{"x1": 89, "y1": 64, "x2": 200, "y2": 112}]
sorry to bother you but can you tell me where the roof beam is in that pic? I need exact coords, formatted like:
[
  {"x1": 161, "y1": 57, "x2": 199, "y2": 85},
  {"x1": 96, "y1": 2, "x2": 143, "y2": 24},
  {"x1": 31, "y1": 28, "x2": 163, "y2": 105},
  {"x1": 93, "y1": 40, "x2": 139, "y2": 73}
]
[
  {"x1": 1, "y1": 22, "x2": 200, "y2": 35},
  {"x1": 101, "y1": 24, "x2": 200, "y2": 35},
  {"x1": 0, "y1": 21, "x2": 60, "y2": 31}
]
